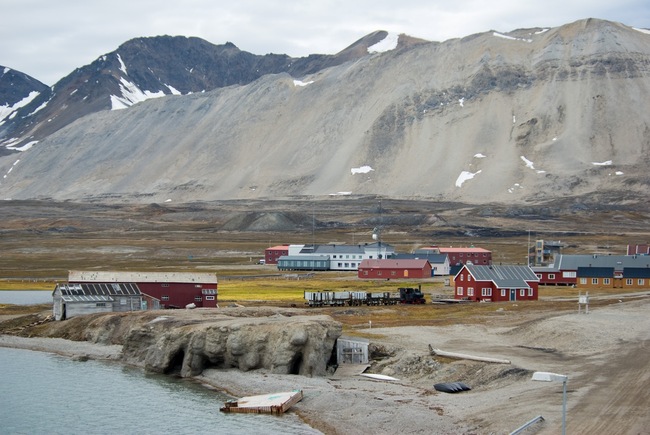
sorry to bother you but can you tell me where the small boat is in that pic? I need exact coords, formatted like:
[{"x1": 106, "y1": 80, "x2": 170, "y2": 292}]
[{"x1": 220, "y1": 390, "x2": 303, "y2": 414}]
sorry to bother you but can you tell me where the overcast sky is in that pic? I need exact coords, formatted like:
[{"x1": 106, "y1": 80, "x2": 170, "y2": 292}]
[{"x1": 2, "y1": 0, "x2": 649, "y2": 85}]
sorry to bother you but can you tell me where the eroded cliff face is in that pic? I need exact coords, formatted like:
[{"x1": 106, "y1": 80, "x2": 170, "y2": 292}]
[{"x1": 38, "y1": 308, "x2": 342, "y2": 378}]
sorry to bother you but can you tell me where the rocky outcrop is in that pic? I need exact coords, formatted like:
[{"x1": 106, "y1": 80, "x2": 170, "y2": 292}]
[{"x1": 34, "y1": 308, "x2": 342, "y2": 378}]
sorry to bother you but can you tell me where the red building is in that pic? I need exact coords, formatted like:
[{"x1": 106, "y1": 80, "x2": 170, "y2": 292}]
[
  {"x1": 417, "y1": 246, "x2": 492, "y2": 266},
  {"x1": 438, "y1": 247, "x2": 492, "y2": 266},
  {"x1": 68, "y1": 270, "x2": 218, "y2": 309},
  {"x1": 265, "y1": 245, "x2": 290, "y2": 265},
  {"x1": 454, "y1": 264, "x2": 539, "y2": 302},
  {"x1": 358, "y1": 259, "x2": 432, "y2": 279},
  {"x1": 627, "y1": 244, "x2": 650, "y2": 255}
]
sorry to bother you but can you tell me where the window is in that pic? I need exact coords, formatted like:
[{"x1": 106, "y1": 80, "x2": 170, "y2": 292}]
[
  {"x1": 592, "y1": 278, "x2": 598, "y2": 285},
  {"x1": 391, "y1": 271, "x2": 396, "y2": 276},
  {"x1": 501, "y1": 289, "x2": 506, "y2": 297},
  {"x1": 580, "y1": 278, "x2": 587, "y2": 284},
  {"x1": 563, "y1": 271, "x2": 576, "y2": 278},
  {"x1": 639, "y1": 279, "x2": 645, "y2": 286},
  {"x1": 548, "y1": 274, "x2": 555, "y2": 280},
  {"x1": 205, "y1": 296, "x2": 215, "y2": 301},
  {"x1": 481, "y1": 288, "x2": 492, "y2": 297},
  {"x1": 468, "y1": 287, "x2": 474, "y2": 296},
  {"x1": 363, "y1": 271, "x2": 368, "y2": 276},
  {"x1": 194, "y1": 296, "x2": 202, "y2": 302},
  {"x1": 604, "y1": 278, "x2": 610, "y2": 285},
  {"x1": 536, "y1": 274, "x2": 542, "y2": 279},
  {"x1": 378, "y1": 271, "x2": 382, "y2": 276},
  {"x1": 528, "y1": 288, "x2": 533, "y2": 296},
  {"x1": 457, "y1": 287, "x2": 464, "y2": 295},
  {"x1": 520, "y1": 289, "x2": 525, "y2": 296},
  {"x1": 96, "y1": 303, "x2": 106, "y2": 307},
  {"x1": 195, "y1": 284, "x2": 202, "y2": 288},
  {"x1": 162, "y1": 283, "x2": 170, "y2": 287},
  {"x1": 460, "y1": 274, "x2": 464, "y2": 281},
  {"x1": 626, "y1": 279, "x2": 633, "y2": 285},
  {"x1": 119, "y1": 298, "x2": 127, "y2": 305},
  {"x1": 162, "y1": 295, "x2": 169, "y2": 301}
]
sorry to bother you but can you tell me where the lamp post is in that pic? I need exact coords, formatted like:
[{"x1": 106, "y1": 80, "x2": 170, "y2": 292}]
[{"x1": 532, "y1": 371, "x2": 568, "y2": 435}]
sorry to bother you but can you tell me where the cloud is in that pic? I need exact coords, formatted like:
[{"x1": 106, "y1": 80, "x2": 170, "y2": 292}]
[{"x1": 2, "y1": 0, "x2": 649, "y2": 85}]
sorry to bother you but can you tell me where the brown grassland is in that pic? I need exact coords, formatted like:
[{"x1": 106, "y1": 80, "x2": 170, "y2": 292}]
[{"x1": 1, "y1": 196, "x2": 648, "y2": 333}]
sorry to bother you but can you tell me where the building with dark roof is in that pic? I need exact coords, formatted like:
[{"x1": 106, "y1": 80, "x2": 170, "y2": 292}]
[
  {"x1": 533, "y1": 254, "x2": 650, "y2": 286},
  {"x1": 454, "y1": 264, "x2": 539, "y2": 302},
  {"x1": 52, "y1": 282, "x2": 143, "y2": 321}
]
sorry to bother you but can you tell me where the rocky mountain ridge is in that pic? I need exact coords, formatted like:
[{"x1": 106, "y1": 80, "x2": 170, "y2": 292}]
[{"x1": 0, "y1": 19, "x2": 648, "y2": 205}]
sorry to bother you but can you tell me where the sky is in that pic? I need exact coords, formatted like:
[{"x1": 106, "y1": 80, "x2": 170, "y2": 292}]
[{"x1": 2, "y1": 0, "x2": 649, "y2": 85}]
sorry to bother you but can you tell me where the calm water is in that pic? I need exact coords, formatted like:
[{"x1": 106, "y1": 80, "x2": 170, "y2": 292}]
[
  {"x1": 0, "y1": 290, "x2": 52, "y2": 305},
  {"x1": 0, "y1": 347, "x2": 320, "y2": 435}
]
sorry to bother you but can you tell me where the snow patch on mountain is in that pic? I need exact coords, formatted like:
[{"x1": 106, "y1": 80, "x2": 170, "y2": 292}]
[
  {"x1": 351, "y1": 165, "x2": 374, "y2": 174},
  {"x1": 0, "y1": 91, "x2": 40, "y2": 123},
  {"x1": 592, "y1": 160, "x2": 613, "y2": 166},
  {"x1": 293, "y1": 79, "x2": 314, "y2": 87},
  {"x1": 493, "y1": 32, "x2": 532, "y2": 43},
  {"x1": 368, "y1": 33, "x2": 399, "y2": 53},
  {"x1": 111, "y1": 77, "x2": 166, "y2": 110},
  {"x1": 456, "y1": 170, "x2": 482, "y2": 187}
]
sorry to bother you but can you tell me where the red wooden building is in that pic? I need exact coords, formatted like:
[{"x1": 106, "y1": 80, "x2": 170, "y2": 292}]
[
  {"x1": 358, "y1": 259, "x2": 432, "y2": 279},
  {"x1": 68, "y1": 270, "x2": 218, "y2": 309},
  {"x1": 454, "y1": 264, "x2": 539, "y2": 302},
  {"x1": 264, "y1": 245, "x2": 290, "y2": 265},
  {"x1": 439, "y1": 247, "x2": 492, "y2": 266}
]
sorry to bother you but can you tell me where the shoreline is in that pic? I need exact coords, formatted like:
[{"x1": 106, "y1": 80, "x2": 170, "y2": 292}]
[{"x1": 2, "y1": 297, "x2": 649, "y2": 434}]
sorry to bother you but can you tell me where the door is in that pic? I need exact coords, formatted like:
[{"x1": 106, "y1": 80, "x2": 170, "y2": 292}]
[{"x1": 509, "y1": 289, "x2": 516, "y2": 301}]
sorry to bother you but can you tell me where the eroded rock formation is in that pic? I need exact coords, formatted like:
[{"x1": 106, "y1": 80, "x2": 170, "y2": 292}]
[{"x1": 36, "y1": 307, "x2": 342, "y2": 378}]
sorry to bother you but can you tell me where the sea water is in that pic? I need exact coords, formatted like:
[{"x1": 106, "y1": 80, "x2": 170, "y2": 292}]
[{"x1": 0, "y1": 347, "x2": 320, "y2": 435}]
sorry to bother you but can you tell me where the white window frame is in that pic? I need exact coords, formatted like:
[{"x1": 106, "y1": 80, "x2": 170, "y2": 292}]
[
  {"x1": 528, "y1": 288, "x2": 533, "y2": 296},
  {"x1": 457, "y1": 286, "x2": 464, "y2": 296},
  {"x1": 520, "y1": 289, "x2": 525, "y2": 297},
  {"x1": 501, "y1": 289, "x2": 506, "y2": 297},
  {"x1": 468, "y1": 287, "x2": 474, "y2": 296},
  {"x1": 481, "y1": 288, "x2": 492, "y2": 297}
]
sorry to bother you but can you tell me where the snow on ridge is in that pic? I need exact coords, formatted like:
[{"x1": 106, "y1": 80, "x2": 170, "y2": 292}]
[
  {"x1": 117, "y1": 54, "x2": 128, "y2": 75},
  {"x1": 166, "y1": 84, "x2": 181, "y2": 95},
  {"x1": 592, "y1": 160, "x2": 613, "y2": 166},
  {"x1": 368, "y1": 32, "x2": 399, "y2": 53},
  {"x1": 110, "y1": 77, "x2": 166, "y2": 110},
  {"x1": 455, "y1": 170, "x2": 482, "y2": 187},
  {"x1": 633, "y1": 27, "x2": 650, "y2": 35},
  {"x1": 293, "y1": 79, "x2": 314, "y2": 87},
  {"x1": 0, "y1": 91, "x2": 41, "y2": 123},
  {"x1": 6, "y1": 141, "x2": 37, "y2": 152},
  {"x1": 474, "y1": 153, "x2": 486, "y2": 158},
  {"x1": 493, "y1": 32, "x2": 532, "y2": 43},
  {"x1": 351, "y1": 165, "x2": 374, "y2": 175},
  {"x1": 329, "y1": 191, "x2": 352, "y2": 196}
]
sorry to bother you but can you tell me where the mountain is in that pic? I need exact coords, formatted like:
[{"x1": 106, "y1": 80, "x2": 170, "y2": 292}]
[
  {"x1": 0, "y1": 67, "x2": 49, "y2": 155},
  {"x1": 0, "y1": 19, "x2": 648, "y2": 206},
  {"x1": 0, "y1": 31, "x2": 418, "y2": 153}
]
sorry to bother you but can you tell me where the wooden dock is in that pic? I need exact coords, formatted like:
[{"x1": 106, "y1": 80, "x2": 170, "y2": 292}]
[{"x1": 219, "y1": 390, "x2": 303, "y2": 414}]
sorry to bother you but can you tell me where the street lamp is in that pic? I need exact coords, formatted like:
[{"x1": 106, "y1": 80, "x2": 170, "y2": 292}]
[{"x1": 532, "y1": 371, "x2": 568, "y2": 435}]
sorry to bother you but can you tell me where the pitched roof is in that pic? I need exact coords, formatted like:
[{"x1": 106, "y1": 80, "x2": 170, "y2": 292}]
[
  {"x1": 438, "y1": 247, "x2": 491, "y2": 253},
  {"x1": 534, "y1": 254, "x2": 650, "y2": 272},
  {"x1": 359, "y1": 259, "x2": 430, "y2": 269},
  {"x1": 55, "y1": 282, "x2": 141, "y2": 302},
  {"x1": 577, "y1": 267, "x2": 615, "y2": 278},
  {"x1": 69, "y1": 270, "x2": 218, "y2": 284},
  {"x1": 392, "y1": 253, "x2": 449, "y2": 264},
  {"x1": 464, "y1": 264, "x2": 538, "y2": 289}
]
